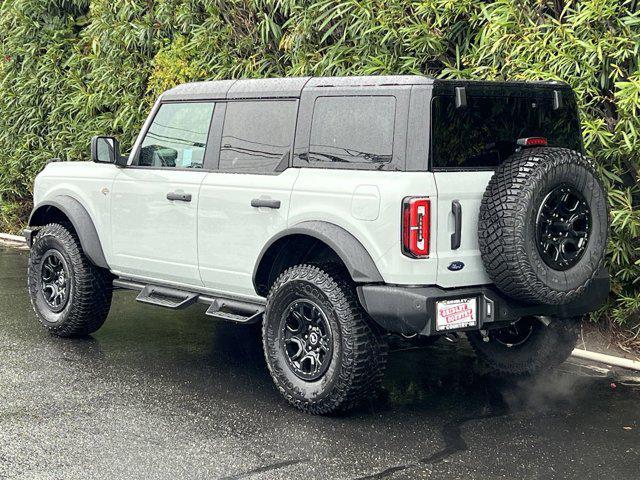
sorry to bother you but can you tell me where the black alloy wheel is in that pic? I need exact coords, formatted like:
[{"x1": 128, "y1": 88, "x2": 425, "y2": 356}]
[
  {"x1": 40, "y1": 249, "x2": 71, "y2": 313},
  {"x1": 281, "y1": 299, "x2": 333, "y2": 381},
  {"x1": 536, "y1": 184, "x2": 591, "y2": 271}
]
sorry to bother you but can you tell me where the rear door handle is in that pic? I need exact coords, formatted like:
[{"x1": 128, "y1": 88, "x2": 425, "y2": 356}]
[
  {"x1": 251, "y1": 198, "x2": 281, "y2": 209},
  {"x1": 451, "y1": 200, "x2": 462, "y2": 250},
  {"x1": 167, "y1": 191, "x2": 192, "y2": 202}
]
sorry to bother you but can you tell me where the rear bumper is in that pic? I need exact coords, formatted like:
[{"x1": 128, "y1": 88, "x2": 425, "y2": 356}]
[{"x1": 357, "y1": 267, "x2": 610, "y2": 336}]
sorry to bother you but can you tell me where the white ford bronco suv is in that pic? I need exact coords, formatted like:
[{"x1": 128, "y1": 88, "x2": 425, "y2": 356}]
[{"x1": 25, "y1": 76, "x2": 609, "y2": 414}]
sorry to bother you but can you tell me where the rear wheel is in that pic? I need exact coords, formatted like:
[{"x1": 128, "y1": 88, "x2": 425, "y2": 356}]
[
  {"x1": 28, "y1": 223, "x2": 113, "y2": 337},
  {"x1": 262, "y1": 264, "x2": 387, "y2": 414},
  {"x1": 466, "y1": 316, "x2": 580, "y2": 375}
]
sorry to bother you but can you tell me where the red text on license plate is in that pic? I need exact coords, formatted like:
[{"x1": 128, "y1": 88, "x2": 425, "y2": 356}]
[{"x1": 436, "y1": 297, "x2": 477, "y2": 331}]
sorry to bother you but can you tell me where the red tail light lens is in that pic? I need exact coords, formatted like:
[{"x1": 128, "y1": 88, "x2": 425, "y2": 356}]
[
  {"x1": 402, "y1": 197, "x2": 430, "y2": 258},
  {"x1": 517, "y1": 137, "x2": 548, "y2": 147}
]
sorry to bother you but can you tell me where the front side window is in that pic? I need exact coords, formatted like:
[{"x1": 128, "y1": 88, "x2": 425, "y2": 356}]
[
  {"x1": 219, "y1": 100, "x2": 297, "y2": 173},
  {"x1": 308, "y1": 96, "x2": 395, "y2": 164},
  {"x1": 138, "y1": 102, "x2": 215, "y2": 168}
]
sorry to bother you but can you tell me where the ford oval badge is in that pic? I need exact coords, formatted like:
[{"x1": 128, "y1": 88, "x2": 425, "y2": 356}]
[{"x1": 448, "y1": 261, "x2": 465, "y2": 271}]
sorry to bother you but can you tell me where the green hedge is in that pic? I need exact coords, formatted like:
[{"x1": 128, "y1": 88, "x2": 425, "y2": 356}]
[{"x1": 0, "y1": 0, "x2": 638, "y2": 325}]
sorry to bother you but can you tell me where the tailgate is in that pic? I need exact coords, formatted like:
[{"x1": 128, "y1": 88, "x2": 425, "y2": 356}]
[{"x1": 433, "y1": 171, "x2": 493, "y2": 288}]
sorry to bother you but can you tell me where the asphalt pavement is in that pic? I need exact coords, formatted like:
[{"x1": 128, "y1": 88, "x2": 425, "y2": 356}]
[{"x1": 0, "y1": 246, "x2": 638, "y2": 480}]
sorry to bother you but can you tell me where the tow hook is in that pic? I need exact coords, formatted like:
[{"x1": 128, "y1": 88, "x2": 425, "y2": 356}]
[
  {"x1": 480, "y1": 329, "x2": 490, "y2": 343},
  {"x1": 444, "y1": 332, "x2": 460, "y2": 343},
  {"x1": 538, "y1": 316, "x2": 552, "y2": 327}
]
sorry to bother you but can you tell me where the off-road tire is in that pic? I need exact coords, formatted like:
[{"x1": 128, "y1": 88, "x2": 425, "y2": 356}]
[
  {"x1": 466, "y1": 316, "x2": 580, "y2": 375},
  {"x1": 262, "y1": 264, "x2": 388, "y2": 414},
  {"x1": 28, "y1": 223, "x2": 112, "y2": 337},
  {"x1": 478, "y1": 147, "x2": 608, "y2": 305}
]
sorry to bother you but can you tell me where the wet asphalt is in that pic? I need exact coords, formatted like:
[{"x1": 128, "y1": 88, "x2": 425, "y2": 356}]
[{"x1": 0, "y1": 246, "x2": 638, "y2": 480}]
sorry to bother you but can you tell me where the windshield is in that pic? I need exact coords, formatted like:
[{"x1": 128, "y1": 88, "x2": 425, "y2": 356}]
[{"x1": 431, "y1": 91, "x2": 582, "y2": 169}]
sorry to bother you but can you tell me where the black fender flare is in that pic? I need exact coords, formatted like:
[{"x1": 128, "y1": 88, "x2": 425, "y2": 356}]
[
  {"x1": 28, "y1": 195, "x2": 109, "y2": 269},
  {"x1": 253, "y1": 221, "x2": 384, "y2": 293}
]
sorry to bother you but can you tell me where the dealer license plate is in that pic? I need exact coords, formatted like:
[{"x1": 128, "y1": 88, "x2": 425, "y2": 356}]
[{"x1": 436, "y1": 297, "x2": 478, "y2": 331}]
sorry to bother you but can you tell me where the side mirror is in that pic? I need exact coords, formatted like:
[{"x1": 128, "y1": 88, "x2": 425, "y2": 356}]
[{"x1": 90, "y1": 136, "x2": 127, "y2": 167}]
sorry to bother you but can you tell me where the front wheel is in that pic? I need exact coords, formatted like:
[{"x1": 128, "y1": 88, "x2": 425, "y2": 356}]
[
  {"x1": 466, "y1": 316, "x2": 580, "y2": 375},
  {"x1": 262, "y1": 264, "x2": 388, "y2": 414},
  {"x1": 28, "y1": 223, "x2": 113, "y2": 337}
]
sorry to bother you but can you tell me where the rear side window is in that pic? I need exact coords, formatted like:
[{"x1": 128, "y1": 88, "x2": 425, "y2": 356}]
[
  {"x1": 219, "y1": 100, "x2": 297, "y2": 173},
  {"x1": 138, "y1": 102, "x2": 214, "y2": 168},
  {"x1": 431, "y1": 93, "x2": 582, "y2": 169},
  {"x1": 308, "y1": 96, "x2": 395, "y2": 164}
]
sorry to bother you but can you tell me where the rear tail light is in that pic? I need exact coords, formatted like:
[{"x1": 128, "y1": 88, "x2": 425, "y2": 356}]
[
  {"x1": 517, "y1": 137, "x2": 548, "y2": 147},
  {"x1": 402, "y1": 197, "x2": 430, "y2": 258}
]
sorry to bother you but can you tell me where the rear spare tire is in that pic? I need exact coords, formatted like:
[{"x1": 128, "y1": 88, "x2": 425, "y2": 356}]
[{"x1": 478, "y1": 147, "x2": 608, "y2": 305}]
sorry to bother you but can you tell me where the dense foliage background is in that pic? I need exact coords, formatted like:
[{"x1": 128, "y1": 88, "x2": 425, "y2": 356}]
[{"x1": 0, "y1": 0, "x2": 638, "y2": 329}]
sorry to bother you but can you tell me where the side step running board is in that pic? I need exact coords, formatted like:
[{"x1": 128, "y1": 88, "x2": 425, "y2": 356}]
[
  {"x1": 113, "y1": 278, "x2": 265, "y2": 324},
  {"x1": 136, "y1": 285, "x2": 198, "y2": 309},
  {"x1": 205, "y1": 298, "x2": 264, "y2": 324}
]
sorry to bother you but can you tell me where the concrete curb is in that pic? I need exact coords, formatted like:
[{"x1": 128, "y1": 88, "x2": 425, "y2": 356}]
[
  {"x1": 572, "y1": 348, "x2": 640, "y2": 372},
  {"x1": 0, "y1": 233, "x2": 27, "y2": 246}
]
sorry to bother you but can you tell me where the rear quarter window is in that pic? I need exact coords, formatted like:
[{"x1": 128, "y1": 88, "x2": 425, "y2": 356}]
[{"x1": 431, "y1": 93, "x2": 582, "y2": 170}]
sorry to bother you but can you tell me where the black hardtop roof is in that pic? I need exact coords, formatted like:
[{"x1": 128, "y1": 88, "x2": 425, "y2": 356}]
[{"x1": 160, "y1": 75, "x2": 567, "y2": 101}]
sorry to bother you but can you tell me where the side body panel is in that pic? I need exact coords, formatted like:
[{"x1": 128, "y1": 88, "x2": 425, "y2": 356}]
[
  {"x1": 198, "y1": 169, "x2": 300, "y2": 299},
  {"x1": 289, "y1": 169, "x2": 439, "y2": 285},
  {"x1": 31, "y1": 161, "x2": 120, "y2": 263},
  {"x1": 288, "y1": 82, "x2": 440, "y2": 287},
  {"x1": 31, "y1": 77, "x2": 502, "y2": 296},
  {"x1": 109, "y1": 168, "x2": 208, "y2": 286}
]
